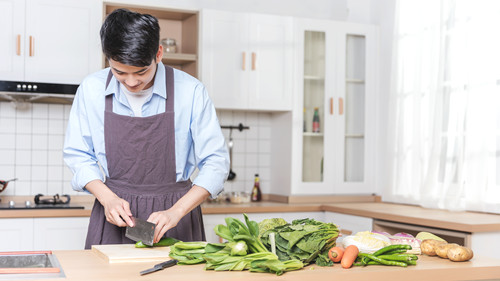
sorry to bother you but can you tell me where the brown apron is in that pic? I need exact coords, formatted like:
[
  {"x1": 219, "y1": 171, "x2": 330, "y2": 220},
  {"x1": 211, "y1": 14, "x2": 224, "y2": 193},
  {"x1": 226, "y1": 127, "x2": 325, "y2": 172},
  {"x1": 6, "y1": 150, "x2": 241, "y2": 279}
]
[{"x1": 84, "y1": 65, "x2": 205, "y2": 249}]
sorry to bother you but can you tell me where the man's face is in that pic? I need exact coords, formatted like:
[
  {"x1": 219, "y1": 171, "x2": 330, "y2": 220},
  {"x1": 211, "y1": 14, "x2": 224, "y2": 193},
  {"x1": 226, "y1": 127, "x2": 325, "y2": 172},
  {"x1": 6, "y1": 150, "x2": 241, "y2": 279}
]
[
  {"x1": 109, "y1": 59, "x2": 158, "y2": 93},
  {"x1": 108, "y1": 46, "x2": 163, "y2": 93}
]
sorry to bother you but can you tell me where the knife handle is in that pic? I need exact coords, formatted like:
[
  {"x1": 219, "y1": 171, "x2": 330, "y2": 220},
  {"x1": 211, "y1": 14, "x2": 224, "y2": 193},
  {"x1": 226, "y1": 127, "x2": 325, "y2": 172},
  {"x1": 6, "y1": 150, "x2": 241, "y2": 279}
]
[{"x1": 158, "y1": 259, "x2": 177, "y2": 269}]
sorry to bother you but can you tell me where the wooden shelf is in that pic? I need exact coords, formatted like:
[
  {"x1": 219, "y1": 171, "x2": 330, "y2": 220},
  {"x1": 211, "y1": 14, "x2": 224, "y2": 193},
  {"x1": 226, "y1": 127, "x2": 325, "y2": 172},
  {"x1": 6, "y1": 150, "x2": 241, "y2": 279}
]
[
  {"x1": 303, "y1": 132, "x2": 324, "y2": 137},
  {"x1": 304, "y1": 75, "x2": 324, "y2": 81},
  {"x1": 346, "y1": 78, "x2": 365, "y2": 83},
  {"x1": 162, "y1": 53, "x2": 197, "y2": 65},
  {"x1": 104, "y1": 4, "x2": 199, "y2": 78}
]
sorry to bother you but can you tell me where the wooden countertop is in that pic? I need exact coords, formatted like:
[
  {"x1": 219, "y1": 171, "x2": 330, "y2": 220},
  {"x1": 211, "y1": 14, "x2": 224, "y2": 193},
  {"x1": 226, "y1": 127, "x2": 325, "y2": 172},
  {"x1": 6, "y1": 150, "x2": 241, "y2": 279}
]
[
  {"x1": 2, "y1": 196, "x2": 500, "y2": 233},
  {"x1": 19, "y1": 250, "x2": 500, "y2": 281}
]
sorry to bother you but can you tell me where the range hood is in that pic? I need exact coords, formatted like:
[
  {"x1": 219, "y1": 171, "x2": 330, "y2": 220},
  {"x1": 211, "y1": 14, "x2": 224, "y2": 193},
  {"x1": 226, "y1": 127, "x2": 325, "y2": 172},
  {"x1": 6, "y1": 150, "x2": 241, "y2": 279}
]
[{"x1": 0, "y1": 80, "x2": 79, "y2": 105}]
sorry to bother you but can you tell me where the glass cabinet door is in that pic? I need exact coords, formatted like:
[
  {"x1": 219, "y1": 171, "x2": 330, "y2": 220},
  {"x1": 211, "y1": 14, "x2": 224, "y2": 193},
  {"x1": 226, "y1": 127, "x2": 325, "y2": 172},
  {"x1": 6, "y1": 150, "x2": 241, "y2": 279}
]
[
  {"x1": 343, "y1": 34, "x2": 366, "y2": 182},
  {"x1": 302, "y1": 31, "x2": 325, "y2": 182}
]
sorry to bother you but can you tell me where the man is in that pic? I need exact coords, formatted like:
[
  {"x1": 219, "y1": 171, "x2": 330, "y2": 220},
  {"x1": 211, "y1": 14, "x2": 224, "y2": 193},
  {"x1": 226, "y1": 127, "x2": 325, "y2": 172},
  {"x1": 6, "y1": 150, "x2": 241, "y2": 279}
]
[{"x1": 63, "y1": 8, "x2": 229, "y2": 249}]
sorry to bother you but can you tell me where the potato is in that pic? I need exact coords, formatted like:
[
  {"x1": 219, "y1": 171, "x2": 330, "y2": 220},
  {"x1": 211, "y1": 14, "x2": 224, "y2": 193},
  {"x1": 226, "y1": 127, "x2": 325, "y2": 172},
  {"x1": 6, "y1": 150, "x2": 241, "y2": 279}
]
[
  {"x1": 435, "y1": 243, "x2": 458, "y2": 258},
  {"x1": 447, "y1": 246, "x2": 474, "y2": 262},
  {"x1": 420, "y1": 239, "x2": 447, "y2": 256}
]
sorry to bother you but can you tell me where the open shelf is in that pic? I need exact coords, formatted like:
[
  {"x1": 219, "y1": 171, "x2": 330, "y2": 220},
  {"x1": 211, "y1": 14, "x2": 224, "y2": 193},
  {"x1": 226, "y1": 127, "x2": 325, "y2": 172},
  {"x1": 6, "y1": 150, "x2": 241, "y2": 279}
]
[{"x1": 104, "y1": 4, "x2": 199, "y2": 78}]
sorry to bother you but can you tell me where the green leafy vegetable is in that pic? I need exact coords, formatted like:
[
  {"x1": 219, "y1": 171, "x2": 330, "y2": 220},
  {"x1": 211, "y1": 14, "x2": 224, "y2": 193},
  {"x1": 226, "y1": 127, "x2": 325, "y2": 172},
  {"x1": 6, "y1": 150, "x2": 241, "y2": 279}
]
[
  {"x1": 260, "y1": 218, "x2": 339, "y2": 266},
  {"x1": 134, "y1": 237, "x2": 180, "y2": 248},
  {"x1": 214, "y1": 214, "x2": 269, "y2": 253}
]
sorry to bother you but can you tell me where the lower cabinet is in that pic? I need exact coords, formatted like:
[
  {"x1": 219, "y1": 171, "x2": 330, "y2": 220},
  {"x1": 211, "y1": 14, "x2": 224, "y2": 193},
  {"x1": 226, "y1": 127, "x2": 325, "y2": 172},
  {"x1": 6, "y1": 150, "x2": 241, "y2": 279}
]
[
  {"x1": 0, "y1": 217, "x2": 90, "y2": 251},
  {"x1": 0, "y1": 218, "x2": 34, "y2": 251},
  {"x1": 33, "y1": 217, "x2": 90, "y2": 250}
]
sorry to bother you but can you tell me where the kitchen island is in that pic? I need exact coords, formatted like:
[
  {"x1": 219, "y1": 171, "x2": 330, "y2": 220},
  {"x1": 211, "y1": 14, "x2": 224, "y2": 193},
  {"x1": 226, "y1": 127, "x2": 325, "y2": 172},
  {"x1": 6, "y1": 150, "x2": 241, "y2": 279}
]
[{"x1": 18, "y1": 250, "x2": 500, "y2": 281}]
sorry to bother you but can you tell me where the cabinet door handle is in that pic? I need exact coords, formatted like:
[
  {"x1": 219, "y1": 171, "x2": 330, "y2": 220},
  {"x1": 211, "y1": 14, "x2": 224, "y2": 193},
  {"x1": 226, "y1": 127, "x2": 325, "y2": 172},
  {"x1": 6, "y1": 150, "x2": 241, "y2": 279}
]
[
  {"x1": 242, "y1": 52, "x2": 246, "y2": 70},
  {"x1": 29, "y1": 36, "x2": 34, "y2": 57},
  {"x1": 339, "y1": 97, "x2": 344, "y2": 115},
  {"x1": 251, "y1": 52, "x2": 256, "y2": 70},
  {"x1": 16, "y1": 35, "x2": 21, "y2": 56},
  {"x1": 330, "y1": 98, "x2": 334, "y2": 115}
]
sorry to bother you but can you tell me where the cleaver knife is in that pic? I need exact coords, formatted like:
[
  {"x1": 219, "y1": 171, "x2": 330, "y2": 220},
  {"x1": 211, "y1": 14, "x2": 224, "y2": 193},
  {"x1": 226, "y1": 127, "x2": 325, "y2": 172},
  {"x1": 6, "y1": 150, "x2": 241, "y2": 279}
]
[{"x1": 125, "y1": 217, "x2": 155, "y2": 246}]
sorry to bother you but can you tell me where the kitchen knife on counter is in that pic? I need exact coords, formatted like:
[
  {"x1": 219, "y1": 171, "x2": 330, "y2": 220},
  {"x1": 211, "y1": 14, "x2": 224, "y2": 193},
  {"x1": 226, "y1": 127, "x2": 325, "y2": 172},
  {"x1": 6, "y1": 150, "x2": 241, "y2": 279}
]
[
  {"x1": 125, "y1": 217, "x2": 155, "y2": 246},
  {"x1": 140, "y1": 259, "x2": 178, "y2": 275}
]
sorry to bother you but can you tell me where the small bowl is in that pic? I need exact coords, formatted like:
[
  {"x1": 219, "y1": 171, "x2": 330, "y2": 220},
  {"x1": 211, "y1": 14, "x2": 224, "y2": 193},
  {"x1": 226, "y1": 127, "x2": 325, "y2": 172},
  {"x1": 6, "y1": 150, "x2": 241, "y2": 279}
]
[{"x1": 230, "y1": 192, "x2": 250, "y2": 204}]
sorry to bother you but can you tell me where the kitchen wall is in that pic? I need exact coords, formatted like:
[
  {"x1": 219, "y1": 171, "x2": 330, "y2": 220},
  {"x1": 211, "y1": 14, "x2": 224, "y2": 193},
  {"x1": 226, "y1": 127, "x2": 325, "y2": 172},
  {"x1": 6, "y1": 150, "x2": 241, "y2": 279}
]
[
  {"x1": 0, "y1": 0, "x2": 380, "y2": 197},
  {"x1": 217, "y1": 110, "x2": 272, "y2": 195},
  {"x1": 0, "y1": 101, "x2": 272, "y2": 197},
  {"x1": 0, "y1": 102, "x2": 74, "y2": 197}
]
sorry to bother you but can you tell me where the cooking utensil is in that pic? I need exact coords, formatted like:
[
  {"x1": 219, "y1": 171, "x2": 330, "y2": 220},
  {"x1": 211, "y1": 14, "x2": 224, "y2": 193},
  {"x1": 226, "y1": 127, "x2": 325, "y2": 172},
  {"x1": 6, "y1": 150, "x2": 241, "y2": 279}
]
[
  {"x1": 227, "y1": 130, "x2": 236, "y2": 180},
  {"x1": 140, "y1": 259, "x2": 177, "y2": 275},
  {"x1": 125, "y1": 217, "x2": 155, "y2": 246},
  {"x1": 0, "y1": 178, "x2": 17, "y2": 193}
]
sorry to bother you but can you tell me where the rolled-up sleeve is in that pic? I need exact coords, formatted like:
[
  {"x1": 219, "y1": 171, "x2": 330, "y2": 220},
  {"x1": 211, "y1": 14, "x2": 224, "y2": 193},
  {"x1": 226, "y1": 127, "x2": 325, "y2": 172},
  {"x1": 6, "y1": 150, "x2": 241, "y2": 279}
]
[
  {"x1": 190, "y1": 84, "x2": 229, "y2": 198},
  {"x1": 63, "y1": 82, "x2": 104, "y2": 192}
]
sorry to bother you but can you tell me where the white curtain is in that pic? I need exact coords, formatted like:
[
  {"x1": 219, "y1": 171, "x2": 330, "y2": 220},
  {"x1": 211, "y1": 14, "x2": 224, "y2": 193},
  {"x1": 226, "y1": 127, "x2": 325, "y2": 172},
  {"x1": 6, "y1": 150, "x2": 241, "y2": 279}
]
[{"x1": 386, "y1": 0, "x2": 500, "y2": 213}]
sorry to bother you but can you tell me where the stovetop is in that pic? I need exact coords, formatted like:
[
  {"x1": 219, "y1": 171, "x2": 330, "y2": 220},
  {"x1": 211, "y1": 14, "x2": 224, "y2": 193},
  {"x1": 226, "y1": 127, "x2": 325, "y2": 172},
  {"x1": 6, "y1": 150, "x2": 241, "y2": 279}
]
[
  {"x1": 0, "y1": 194, "x2": 85, "y2": 210},
  {"x1": 0, "y1": 203, "x2": 85, "y2": 210}
]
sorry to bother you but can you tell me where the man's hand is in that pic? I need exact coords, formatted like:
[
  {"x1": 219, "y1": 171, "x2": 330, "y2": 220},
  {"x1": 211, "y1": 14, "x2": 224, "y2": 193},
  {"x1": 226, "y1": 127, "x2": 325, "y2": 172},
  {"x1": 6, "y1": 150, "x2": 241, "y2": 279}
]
[
  {"x1": 102, "y1": 195, "x2": 134, "y2": 227},
  {"x1": 85, "y1": 179, "x2": 134, "y2": 227},
  {"x1": 148, "y1": 209, "x2": 183, "y2": 243},
  {"x1": 147, "y1": 185, "x2": 210, "y2": 243}
]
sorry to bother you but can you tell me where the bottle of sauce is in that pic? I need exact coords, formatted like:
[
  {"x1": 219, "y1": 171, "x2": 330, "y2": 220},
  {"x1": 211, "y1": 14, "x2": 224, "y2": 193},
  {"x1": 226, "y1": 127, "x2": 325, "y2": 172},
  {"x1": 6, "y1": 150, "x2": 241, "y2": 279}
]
[
  {"x1": 312, "y1": 107, "x2": 320, "y2": 133},
  {"x1": 251, "y1": 174, "x2": 262, "y2": 202}
]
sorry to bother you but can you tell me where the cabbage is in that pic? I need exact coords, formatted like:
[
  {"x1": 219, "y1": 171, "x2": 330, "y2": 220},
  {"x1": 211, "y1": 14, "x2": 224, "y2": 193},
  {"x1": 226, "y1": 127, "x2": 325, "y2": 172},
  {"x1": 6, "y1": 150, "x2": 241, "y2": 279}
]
[{"x1": 341, "y1": 231, "x2": 391, "y2": 253}]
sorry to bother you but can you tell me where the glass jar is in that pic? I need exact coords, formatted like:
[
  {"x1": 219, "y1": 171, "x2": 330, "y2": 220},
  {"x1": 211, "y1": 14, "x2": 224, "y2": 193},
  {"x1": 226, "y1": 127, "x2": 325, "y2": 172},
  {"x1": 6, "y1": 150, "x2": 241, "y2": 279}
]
[{"x1": 161, "y1": 38, "x2": 177, "y2": 53}]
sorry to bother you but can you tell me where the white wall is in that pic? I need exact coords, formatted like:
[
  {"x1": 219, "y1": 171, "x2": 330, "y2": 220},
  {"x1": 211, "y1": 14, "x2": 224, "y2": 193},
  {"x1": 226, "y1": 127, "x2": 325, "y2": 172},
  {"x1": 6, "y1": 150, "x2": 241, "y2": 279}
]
[
  {"x1": 104, "y1": 0, "x2": 366, "y2": 22},
  {"x1": 369, "y1": 0, "x2": 396, "y2": 198},
  {"x1": 0, "y1": 0, "x2": 385, "y2": 197},
  {"x1": 0, "y1": 102, "x2": 74, "y2": 196}
]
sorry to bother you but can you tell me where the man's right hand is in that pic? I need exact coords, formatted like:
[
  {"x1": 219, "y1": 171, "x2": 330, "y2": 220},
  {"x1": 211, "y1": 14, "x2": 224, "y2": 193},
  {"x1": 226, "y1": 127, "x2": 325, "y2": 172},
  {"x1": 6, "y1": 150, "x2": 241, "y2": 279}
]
[
  {"x1": 85, "y1": 179, "x2": 134, "y2": 227},
  {"x1": 102, "y1": 195, "x2": 134, "y2": 227}
]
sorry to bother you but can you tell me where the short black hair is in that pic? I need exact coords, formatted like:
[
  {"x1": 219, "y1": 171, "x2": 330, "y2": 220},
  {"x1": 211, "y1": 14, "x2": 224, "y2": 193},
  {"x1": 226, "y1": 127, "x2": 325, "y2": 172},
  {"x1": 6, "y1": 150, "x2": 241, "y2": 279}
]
[{"x1": 100, "y1": 8, "x2": 160, "y2": 67}]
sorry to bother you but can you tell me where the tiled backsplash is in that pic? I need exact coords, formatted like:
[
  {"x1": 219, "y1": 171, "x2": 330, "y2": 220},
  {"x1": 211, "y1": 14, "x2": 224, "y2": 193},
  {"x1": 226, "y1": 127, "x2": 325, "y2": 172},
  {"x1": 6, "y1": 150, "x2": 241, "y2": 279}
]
[
  {"x1": 0, "y1": 101, "x2": 271, "y2": 197},
  {"x1": 216, "y1": 110, "x2": 272, "y2": 195},
  {"x1": 0, "y1": 102, "x2": 73, "y2": 197}
]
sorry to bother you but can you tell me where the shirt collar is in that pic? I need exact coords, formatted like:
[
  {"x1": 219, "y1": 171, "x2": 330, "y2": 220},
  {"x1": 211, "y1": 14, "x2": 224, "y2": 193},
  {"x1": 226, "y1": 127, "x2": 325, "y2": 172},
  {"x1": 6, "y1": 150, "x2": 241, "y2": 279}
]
[{"x1": 104, "y1": 61, "x2": 167, "y2": 101}]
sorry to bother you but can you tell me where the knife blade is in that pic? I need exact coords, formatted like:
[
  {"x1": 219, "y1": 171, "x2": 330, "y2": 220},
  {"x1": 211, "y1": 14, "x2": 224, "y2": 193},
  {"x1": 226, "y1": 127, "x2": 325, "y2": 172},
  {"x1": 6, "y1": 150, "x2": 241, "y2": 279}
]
[
  {"x1": 140, "y1": 259, "x2": 178, "y2": 275},
  {"x1": 125, "y1": 217, "x2": 155, "y2": 246}
]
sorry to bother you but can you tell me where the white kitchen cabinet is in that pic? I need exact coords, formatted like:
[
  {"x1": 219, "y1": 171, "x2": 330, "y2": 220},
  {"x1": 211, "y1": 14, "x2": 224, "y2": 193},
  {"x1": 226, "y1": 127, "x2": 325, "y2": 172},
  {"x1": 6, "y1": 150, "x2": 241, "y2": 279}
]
[
  {"x1": 0, "y1": 218, "x2": 34, "y2": 251},
  {"x1": 0, "y1": 0, "x2": 101, "y2": 84},
  {"x1": 201, "y1": 9, "x2": 293, "y2": 111},
  {"x1": 275, "y1": 19, "x2": 378, "y2": 195},
  {"x1": 0, "y1": 217, "x2": 89, "y2": 251},
  {"x1": 33, "y1": 217, "x2": 89, "y2": 250}
]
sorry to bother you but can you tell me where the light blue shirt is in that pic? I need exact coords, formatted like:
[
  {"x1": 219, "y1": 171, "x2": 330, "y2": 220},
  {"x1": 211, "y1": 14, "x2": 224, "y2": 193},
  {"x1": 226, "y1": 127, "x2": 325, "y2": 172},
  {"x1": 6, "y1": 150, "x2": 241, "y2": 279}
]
[{"x1": 63, "y1": 62, "x2": 229, "y2": 198}]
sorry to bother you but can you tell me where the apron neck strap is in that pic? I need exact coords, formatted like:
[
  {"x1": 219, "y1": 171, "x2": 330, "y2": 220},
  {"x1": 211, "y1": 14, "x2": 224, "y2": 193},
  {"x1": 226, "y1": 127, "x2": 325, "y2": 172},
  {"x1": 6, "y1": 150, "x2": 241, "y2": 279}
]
[{"x1": 104, "y1": 65, "x2": 175, "y2": 112}]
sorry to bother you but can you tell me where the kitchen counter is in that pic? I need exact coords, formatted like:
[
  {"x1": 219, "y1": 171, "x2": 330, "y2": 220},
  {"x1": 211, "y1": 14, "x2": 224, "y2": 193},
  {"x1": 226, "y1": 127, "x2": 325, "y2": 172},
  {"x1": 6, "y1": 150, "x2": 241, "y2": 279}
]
[
  {"x1": 19, "y1": 250, "x2": 500, "y2": 281},
  {"x1": 1, "y1": 196, "x2": 500, "y2": 233}
]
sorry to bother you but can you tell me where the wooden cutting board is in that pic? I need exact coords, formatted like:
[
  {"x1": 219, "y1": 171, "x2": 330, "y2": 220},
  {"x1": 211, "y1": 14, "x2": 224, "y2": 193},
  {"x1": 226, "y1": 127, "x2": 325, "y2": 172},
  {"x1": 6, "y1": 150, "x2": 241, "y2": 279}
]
[{"x1": 92, "y1": 244, "x2": 172, "y2": 263}]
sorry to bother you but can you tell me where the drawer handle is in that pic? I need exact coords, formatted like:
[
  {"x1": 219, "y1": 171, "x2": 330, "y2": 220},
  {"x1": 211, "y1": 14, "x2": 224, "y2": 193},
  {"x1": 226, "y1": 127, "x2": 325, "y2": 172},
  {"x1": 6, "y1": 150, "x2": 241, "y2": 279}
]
[
  {"x1": 16, "y1": 34, "x2": 21, "y2": 56},
  {"x1": 339, "y1": 97, "x2": 344, "y2": 115},
  {"x1": 251, "y1": 52, "x2": 256, "y2": 70},
  {"x1": 29, "y1": 36, "x2": 34, "y2": 57},
  {"x1": 330, "y1": 97, "x2": 334, "y2": 115},
  {"x1": 242, "y1": 52, "x2": 246, "y2": 70}
]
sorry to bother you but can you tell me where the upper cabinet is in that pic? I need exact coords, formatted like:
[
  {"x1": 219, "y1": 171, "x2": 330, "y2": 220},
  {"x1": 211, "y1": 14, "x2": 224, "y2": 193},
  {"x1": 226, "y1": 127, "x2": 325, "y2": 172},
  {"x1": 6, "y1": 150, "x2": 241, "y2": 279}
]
[
  {"x1": 0, "y1": 0, "x2": 101, "y2": 84},
  {"x1": 201, "y1": 9, "x2": 293, "y2": 111},
  {"x1": 104, "y1": 4, "x2": 199, "y2": 78},
  {"x1": 272, "y1": 18, "x2": 379, "y2": 196}
]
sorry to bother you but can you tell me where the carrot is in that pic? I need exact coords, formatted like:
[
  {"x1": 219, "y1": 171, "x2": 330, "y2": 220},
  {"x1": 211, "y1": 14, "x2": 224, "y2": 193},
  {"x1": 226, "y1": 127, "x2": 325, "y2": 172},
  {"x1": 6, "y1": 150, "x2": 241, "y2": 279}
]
[
  {"x1": 328, "y1": 247, "x2": 344, "y2": 263},
  {"x1": 341, "y1": 245, "x2": 359, "y2": 269}
]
